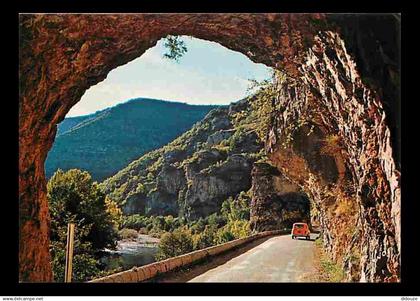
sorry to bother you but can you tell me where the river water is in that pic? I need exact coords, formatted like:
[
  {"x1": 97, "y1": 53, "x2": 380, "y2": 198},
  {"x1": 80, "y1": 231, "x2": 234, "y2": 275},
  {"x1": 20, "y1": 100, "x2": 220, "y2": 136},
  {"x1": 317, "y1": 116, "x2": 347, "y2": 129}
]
[{"x1": 100, "y1": 234, "x2": 159, "y2": 271}]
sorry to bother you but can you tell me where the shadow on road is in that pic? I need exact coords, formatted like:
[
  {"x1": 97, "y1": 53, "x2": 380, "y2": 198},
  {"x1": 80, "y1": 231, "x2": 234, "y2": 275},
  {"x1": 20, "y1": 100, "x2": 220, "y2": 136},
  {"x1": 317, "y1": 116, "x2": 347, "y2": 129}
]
[
  {"x1": 294, "y1": 233, "x2": 320, "y2": 242},
  {"x1": 148, "y1": 236, "x2": 274, "y2": 283},
  {"x1": 294, "y1": 237, "x2": 317, "y2": 242}
]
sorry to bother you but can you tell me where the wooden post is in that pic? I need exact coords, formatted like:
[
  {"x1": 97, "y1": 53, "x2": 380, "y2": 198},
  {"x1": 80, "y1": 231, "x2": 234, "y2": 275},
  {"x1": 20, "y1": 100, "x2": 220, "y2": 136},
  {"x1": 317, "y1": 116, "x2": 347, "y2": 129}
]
[{"x1": 64, "y1": 223, "x2": 75, "y2": 283}]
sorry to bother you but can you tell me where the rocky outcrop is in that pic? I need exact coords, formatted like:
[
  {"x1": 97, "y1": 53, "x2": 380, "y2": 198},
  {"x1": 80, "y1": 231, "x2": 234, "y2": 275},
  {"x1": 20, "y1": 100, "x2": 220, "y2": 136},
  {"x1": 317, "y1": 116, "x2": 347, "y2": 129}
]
[
  {"x1": 330, "y1": 14, "x2": 401, "y2": 168},
  {"x1": 209, "y1": 110, "x2": 232, "y2": 131},
  {"x1": 122, "y1": 192, "x2": 147, "y2": 215},
  {"x1": 145, "y1": 164, "x2": 186, "y2": 215},
  {"x1": 250, "y1": 163, "x2": 310, "y2": 232},
  {"x1": 146, "y1": 190, "x2": 179, "y2": 216},
  {"x1": 19, "y1": 13, "x2": 400, "y2": 283},
  {"x1": 184, "y1": 154, "x2": 254, "y2": 219},
  {"x1": 156, "y1": 164, "x2": 186, "y2": 196},
  {"x1": 206, "y1": 130, "x2": 234, "y2": 146}
]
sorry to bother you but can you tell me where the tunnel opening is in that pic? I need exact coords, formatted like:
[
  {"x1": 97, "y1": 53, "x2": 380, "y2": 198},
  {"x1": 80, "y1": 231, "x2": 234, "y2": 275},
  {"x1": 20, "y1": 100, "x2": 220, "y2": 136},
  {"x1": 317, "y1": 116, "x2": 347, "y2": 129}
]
[
  {"x1": 250, "y1": 161, "x2": 313, "y2": 232},
  {"x1": 43, "y1": 34, "x2": 284, "y2": 281}
]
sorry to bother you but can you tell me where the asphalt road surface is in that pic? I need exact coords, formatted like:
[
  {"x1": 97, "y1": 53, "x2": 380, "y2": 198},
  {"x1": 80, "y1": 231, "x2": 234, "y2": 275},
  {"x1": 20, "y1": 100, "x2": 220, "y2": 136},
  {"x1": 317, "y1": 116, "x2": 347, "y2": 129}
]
[{"x1": 188, "y1": 233, "x2": 318, "y2": 282}]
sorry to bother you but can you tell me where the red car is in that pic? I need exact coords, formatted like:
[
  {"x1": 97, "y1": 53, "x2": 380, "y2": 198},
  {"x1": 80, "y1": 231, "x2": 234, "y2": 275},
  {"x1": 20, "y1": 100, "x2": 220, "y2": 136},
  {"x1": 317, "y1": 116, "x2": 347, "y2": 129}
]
[{"x1": 291, "y1": 222, "x2": 311, "y2": 240}]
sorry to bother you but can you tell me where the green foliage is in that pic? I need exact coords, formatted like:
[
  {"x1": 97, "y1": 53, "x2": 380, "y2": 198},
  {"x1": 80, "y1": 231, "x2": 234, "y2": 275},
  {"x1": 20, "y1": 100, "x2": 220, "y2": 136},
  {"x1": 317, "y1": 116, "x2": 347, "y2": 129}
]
[
  {"x1": 188, "y1": 217, "x2": 206, "y2": 234},
  {"x1": 315, "y1": 237, "x2": 345, "y2": 282},
  {"x1": 48, "y1": 169, "x2": 120, "y2": 282},
  {"x1": 121, "y1": 214, "x2": 149, "y2": 230},
  {"x1": 105, "y1": 196, "x2": 123, "y2": 229},
  {"x1": 135, "y1": 182, "x2": 146, "y2": 195},
  {"x1": 192, "y1": 224, "x2": 218, "y2": 250},
  {"x1": 191, "y1": 195, "x2": 252, "y2": 247},
  {"x1": 243, "y1": 70, "x2": 287, "y2": 141},
  {"x1": 153, "y1": 191, "x2": 252, "y2": 259},
  {"x1": 213, "y1": 193, "x2": 252, "y2": 244},
  {"x1": 155, "y1": 227, "x2": 194, "y2": 260},
  {"x1": 216, "y1": 219, "x2": 251, "y2": 243},
  {"x1": 121, "y1": 214, "x2": 183, "y2": 236},
  {"x1": 48, "y1": 169, "x2": 119, "y2": 250},
  {"x1": 206, "y1": 213, "x2": 226, "y2": 228},
  {"x1": 118, "y1": 228, "x2": 138, "y2": 240},
  {"x1": 148, "y1": 157, "x2": 164, "y2": 176},
  {"x1": 221, "y1": 193, "x2": 250, "y2": 223},
  {"x1": 246, "y1": 148, "x2": 267, "y2": 162},
  {"x1": 50, "y1": 231, "x2": 101, "y2": 283},
  {"x1": 228, "y1": 126, "x2": 249, "y2": 152},
  {"x1": 211, "y1": 143, "x2": 230, "y2": 154},
  {"x1": 163, "y1": 36, "x2": 188, "y2": 62},
  {"x1": 214, "y1": 227, "x2": 236, "y2": 244},
  {"x1": 319, "y1": 256, "x2": 345, "y2": 282}
]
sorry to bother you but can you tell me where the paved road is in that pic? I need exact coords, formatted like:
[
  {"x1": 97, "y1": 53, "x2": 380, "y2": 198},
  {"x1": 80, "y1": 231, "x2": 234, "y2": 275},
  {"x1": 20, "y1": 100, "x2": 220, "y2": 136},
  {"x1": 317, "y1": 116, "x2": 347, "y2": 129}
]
[{"x1": 188, "y1": 233, "x2": 318, "y2": 282}]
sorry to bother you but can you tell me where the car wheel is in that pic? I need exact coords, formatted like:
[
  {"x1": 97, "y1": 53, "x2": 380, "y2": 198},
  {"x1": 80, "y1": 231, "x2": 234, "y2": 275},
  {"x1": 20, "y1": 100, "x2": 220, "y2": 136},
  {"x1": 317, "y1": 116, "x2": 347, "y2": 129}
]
[
  {"x1": 306, "y1": 235, "x2": 310, "y2": 240},
  {"x1": 292, "y1": 235, "x2": 295, "y2": 239}
]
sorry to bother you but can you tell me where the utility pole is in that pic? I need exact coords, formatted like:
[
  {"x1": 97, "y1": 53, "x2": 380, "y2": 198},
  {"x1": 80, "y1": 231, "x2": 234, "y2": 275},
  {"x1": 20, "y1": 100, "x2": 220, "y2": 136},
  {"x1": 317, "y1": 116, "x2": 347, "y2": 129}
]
[{"x1": 64, "y1": 223, "x2": 75, "y2": 283}]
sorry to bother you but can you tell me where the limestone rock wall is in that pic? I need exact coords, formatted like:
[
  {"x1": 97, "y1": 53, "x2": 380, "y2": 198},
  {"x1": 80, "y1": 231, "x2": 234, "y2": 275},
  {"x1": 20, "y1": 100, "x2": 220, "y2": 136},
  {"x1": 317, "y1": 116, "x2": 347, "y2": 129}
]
[
  {"x1": 184, "y1": 154, "x2": 254, "y2": 220},
  {"x1": 264, "y1": 31, "x2": 400, "y2": 282}
]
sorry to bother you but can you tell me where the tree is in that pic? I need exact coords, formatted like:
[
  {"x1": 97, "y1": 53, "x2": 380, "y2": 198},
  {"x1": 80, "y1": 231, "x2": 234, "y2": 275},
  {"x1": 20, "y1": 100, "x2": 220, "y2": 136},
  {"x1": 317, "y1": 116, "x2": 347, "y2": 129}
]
[
  {"x1": 163, "y1": 35, "x2": 188, "y2": 62},
  {"x1": 193, "y1": 224, "x2": 218, "y2": 250},
  {"x1": 216, "y1": 193, "x2": 252, "y2": 244},
  {"x1": 47, "y1": 169, "x2": 119, "y2": 282},
  {"x1": 221, "y1": 193, "x2": 250, "y2": 223},
  {"x1": 105, "y1": 196, "x2": 123, "y2": 230},
  {"x1": 155, "y1": 227, "x2": 194, "y2": 260}
]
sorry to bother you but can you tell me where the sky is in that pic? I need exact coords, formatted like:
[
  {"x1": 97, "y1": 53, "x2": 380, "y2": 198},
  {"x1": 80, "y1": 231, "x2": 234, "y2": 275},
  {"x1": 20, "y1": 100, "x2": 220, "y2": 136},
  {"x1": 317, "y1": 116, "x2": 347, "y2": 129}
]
[{"x1": 66, "y1": 36, "x2": 272, "y2": 117}]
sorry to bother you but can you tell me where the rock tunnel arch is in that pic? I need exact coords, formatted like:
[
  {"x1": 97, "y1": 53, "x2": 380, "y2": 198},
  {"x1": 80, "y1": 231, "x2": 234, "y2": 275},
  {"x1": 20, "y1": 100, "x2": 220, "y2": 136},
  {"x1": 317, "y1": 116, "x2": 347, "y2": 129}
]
[{"x1": 19, "y1": 13, "x2": 400, "y2": 282}]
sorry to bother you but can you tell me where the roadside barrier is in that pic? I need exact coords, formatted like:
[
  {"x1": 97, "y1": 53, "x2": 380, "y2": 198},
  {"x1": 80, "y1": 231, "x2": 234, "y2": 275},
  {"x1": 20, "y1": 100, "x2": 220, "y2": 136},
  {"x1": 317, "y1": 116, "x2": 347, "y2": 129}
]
[{"x1": 88, "y1": 229, "x2": 288, "y2": 283}]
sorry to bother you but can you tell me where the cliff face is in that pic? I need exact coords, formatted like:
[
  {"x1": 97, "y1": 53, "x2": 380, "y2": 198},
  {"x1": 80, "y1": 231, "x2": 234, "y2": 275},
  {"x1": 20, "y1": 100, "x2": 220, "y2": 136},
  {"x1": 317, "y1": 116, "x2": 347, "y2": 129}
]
[
  {"x1": 263, "y1": 30, "x2": 400, "y2": 282},
  {"x1": 250, "y1": 162, "x2": 310, "y2": 232},
  {"x1": 19, "y1": 13, "x2": 400, "y2": 282}
]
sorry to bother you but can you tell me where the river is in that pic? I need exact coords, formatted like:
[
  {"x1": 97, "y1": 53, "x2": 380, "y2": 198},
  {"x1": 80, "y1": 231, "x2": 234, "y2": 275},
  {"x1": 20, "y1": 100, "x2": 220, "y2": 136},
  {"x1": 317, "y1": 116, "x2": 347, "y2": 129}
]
[{"x1": 100, "y1": 234, "x2": 160, "y2": 271}]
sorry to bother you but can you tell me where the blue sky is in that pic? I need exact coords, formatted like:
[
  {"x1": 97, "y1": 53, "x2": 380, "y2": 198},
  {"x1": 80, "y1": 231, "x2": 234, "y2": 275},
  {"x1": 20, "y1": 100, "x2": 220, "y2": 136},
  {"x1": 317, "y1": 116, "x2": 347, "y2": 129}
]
[{"x1": 67, "y1": 36, "x2": 272, "y2": 117}]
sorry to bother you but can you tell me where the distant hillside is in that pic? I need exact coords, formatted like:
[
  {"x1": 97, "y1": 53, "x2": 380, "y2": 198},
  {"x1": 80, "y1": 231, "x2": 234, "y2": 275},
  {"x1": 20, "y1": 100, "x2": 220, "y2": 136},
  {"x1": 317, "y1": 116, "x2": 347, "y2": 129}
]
[
  {"x1": 45, "y1": 98, "x2": 219, "y2": 181},
  {"x1": 56, "y1": 114, "x2": 94, "y2": 136}
]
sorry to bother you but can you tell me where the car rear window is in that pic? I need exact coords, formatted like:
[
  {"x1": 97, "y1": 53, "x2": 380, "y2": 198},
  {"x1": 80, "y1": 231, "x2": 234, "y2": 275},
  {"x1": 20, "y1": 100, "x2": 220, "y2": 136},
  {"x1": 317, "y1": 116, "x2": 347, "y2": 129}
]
[{"x1": 295, "y1": 224, "x2": 304, "y2": 229}]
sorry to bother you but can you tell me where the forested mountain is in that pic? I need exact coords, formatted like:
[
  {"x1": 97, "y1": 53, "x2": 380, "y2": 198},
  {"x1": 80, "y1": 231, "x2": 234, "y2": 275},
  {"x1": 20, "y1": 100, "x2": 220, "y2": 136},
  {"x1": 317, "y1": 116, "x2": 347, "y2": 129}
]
[
  {"x1": 45, "y1": 98, "x2": 218, "y2": 181},
  {"x1": 100, "y1": 93, "x2": 309, "y2": 224}
]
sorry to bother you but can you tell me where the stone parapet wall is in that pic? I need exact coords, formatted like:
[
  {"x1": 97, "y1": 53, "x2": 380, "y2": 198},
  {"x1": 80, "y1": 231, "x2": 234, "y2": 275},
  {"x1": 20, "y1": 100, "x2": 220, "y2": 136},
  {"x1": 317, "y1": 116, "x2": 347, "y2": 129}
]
[{"x1": 89, "y1": 230, "x2": 286, "y2": 283}]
